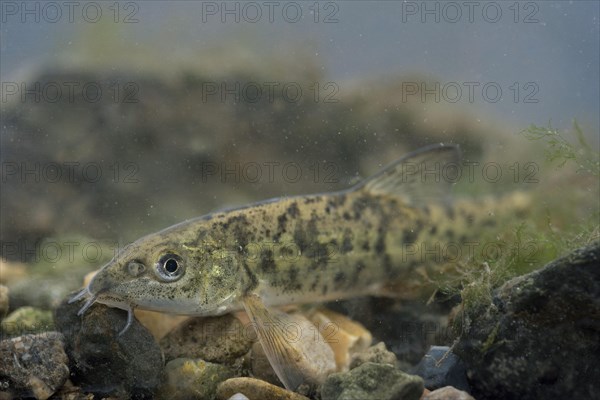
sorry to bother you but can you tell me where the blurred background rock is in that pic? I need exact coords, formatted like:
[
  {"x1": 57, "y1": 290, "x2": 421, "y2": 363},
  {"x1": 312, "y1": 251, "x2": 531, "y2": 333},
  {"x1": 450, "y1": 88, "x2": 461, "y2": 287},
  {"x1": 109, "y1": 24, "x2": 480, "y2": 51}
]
[{"x1": 1, "y1": 1, "x2": 598, "y2": 284}]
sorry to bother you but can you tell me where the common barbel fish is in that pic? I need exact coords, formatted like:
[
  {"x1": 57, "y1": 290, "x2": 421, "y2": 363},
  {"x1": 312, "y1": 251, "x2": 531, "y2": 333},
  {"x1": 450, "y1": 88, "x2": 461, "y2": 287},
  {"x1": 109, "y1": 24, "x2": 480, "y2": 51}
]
[{"x1": 71, "y1": 144, "x2": 529, "y2": 391}]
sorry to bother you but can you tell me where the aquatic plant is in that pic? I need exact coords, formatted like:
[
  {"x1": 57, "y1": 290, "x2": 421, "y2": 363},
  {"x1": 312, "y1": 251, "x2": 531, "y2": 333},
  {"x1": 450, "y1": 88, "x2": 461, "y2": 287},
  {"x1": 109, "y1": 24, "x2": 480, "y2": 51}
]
[
  {"x1": 439, "y1": 121, "x2": 599, "y2": 315},
  {"x1": 520, "y1": 119, "x2": 599, "y2": 176}
]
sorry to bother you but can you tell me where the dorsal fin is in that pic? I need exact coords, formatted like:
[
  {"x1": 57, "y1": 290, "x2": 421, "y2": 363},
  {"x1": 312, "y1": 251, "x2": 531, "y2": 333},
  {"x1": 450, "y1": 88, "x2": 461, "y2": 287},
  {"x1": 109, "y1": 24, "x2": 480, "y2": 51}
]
[{"x1": 354, "y1": 144, "x2": 461, "y2": 207}]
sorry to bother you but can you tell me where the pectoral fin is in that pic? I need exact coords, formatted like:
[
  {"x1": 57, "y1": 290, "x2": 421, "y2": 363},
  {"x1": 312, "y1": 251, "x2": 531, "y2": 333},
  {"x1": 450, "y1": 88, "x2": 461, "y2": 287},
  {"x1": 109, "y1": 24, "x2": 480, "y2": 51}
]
[{"x1": 242, "y1": 294, "x2": 336, "y2": 392}]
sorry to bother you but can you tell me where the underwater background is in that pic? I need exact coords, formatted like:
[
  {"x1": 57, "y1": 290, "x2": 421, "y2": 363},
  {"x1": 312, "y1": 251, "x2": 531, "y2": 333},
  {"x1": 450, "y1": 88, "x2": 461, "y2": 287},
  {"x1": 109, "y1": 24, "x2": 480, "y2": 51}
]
[{"x1": 1, "y1": 1, "x2": 599, "y2": 399}]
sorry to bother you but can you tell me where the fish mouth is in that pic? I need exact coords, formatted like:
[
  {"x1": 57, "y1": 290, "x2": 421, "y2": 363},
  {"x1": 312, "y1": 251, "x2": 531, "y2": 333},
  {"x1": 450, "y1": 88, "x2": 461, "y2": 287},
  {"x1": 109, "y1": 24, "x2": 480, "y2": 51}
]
[{"x1": 68, "y1": 286, "x2": 135, "y2": 336}]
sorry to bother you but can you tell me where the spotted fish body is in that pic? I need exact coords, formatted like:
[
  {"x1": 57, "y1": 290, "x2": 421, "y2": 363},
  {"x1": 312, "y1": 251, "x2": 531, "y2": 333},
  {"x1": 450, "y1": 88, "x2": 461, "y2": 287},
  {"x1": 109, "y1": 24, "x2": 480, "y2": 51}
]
[{"x1": 73, "y1": 144, "x2": 529, "y2": 391}]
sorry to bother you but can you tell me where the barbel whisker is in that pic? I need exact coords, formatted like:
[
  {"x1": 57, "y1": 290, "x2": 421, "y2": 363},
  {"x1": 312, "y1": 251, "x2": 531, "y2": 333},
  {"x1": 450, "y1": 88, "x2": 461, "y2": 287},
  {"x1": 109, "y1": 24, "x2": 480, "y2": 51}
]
[
  {"x1": 68, "y1": 287, "x2": 90, "y2": 304},
  {"x1": 118, "y1": 305, "x2": 135, "y2": 336},
  {"x1": 77, "y1": 293, "x2": 98, "y2": 316}
]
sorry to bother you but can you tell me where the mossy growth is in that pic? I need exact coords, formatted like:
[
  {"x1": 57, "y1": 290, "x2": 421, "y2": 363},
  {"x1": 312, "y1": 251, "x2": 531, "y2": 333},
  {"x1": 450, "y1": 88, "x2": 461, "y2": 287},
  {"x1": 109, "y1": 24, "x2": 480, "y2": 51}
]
[
  {"x1": 520, "y1": 119, "x2": 599, "y2": 177},
  {"x1": 439, "y1": 120, "x2": 599, "y2": 315},
  {"x1": 1, "y1": 306, "x2": 55, "y2": 338}
]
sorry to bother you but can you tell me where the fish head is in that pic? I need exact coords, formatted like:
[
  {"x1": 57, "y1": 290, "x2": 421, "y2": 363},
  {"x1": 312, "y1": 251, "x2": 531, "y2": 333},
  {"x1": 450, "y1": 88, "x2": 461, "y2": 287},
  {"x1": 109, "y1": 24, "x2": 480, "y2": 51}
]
[{"x1": 77, "y1": 220, "x2": 246, "y2": 319}]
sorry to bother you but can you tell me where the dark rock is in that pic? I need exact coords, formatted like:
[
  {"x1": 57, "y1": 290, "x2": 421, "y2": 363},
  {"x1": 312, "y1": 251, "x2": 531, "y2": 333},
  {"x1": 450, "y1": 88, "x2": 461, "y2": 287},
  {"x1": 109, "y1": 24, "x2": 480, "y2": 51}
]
[
  {"x1": 454, "y1": 242, "x2": 600, "y2": 399},
  {"x1": 326, "y1": 297, "x2": 455, "y2": 366},
  {"x1": 0, "y1": 332, "x2": 69, "y2": 400},
  {"x1": 320, "y1": 362, "x2": 423, "y2": 400},
  {"x1": 0, "y1": 285, "x2": 8, "y2": 319},
  {"x1": 54, "y1": 293, "x2": 163, "y2": 399},
  {"x1": 160, "y1": 315, "x2": 254, "y2": 364},
  {"x1": 411, "y1": 346, "x2": 470, "y2": 392}
]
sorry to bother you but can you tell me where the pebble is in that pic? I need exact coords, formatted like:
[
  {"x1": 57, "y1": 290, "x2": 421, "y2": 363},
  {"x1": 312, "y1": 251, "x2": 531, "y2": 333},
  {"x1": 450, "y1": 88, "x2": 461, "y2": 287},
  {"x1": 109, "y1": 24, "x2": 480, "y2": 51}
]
[
  {"x1": 326, "y1": 297, "x2": 454, "y2": 367},
  {"x1": 423, "y1": 386, "x2": 475, "y2": 400},
  {"x1": 54, "y1": 293, "x2": 163, "y2": 398},
  {"x1": 251, "y1": 308, "x2": 373, "y2": 386},
  {"x1": 349, "y1": 341, "x2": 397, "y2": 369},
  {"x1": 250, "y1": 341, "x2": 283, "y2": 386},
  {"x1": 1, "y1": 306, "x2": 54, "y2": 337},
  {"x1": 411, "y1": 346, "x2": 470, "y2": 392},
  {"x1": 236, "y1": 307, "x2": 337, "y2": 390},
  {"x1": 156, "y1": 358, "x2": 234, "y2": 400},
  {"x1": 134, "y1": 309, "x2": 188, "y2": 341},
  {"x1": 307, "y1": 308, "x2": 372, "y2": 372},
  {"x1": 46, "y1": 379, "x2": 94, "y2": 400},
  {"x1": 275, "y1": 310, "x2": 337, "y2": 388},
  {"x1": 8, "y1": 276, "x2": 82, "y2": 310},
  {"x1": 160, "y1": 314, "x2": 255, "y2": 364},
  {"x1": 216, "y1": 377, "x2": 310, "y2": 400},
  {"x1": 0, "y1": 332, "x2": 69, "y2": 400},
  {"x1": 320, "y1": 362, "x2": 423, "y2": 400},
  {"x1": 7, "y1": 253, "x2": 98, "y2": 311},
  {"x1": 0, "y1": 284, "x2": 8, "y2": 319},
  {"x1": 227, "y1": 394, "x2": 250, "y2": 400},
  {"x1": 0, "y1": 258, "x2": 27, "y2": 285},
  {"x1": 81, "y1": 270, "x2": 97, "y2": 287}
]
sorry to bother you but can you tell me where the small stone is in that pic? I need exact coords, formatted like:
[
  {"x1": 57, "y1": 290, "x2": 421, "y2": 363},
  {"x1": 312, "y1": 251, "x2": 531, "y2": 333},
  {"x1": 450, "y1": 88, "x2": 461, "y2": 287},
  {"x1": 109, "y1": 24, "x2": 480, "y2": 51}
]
[
  {"x1": 8, "y1": 276, "x2": 81, "y2": 310},
  {"x1": 320, "y1": 362, "x2": 423, "y2": 400},
  {"x1": 269, "y1": 310, "x2": 337, "y2": 388},
  {"x1": 251, "y1": 309, "x2": 365, "y2": 387},
  {"x1": 160, "y1": 314, "x2": 255, "y2": 364},
  {"x1": 134, "y1": 309, "x2": 189, "y2": 341},
  {"x1": 0, "y1": 284, "x2": 9, "y2": 319},
  {"x1": 307, "y1": 308, "x2": 372, "y2": 372},
  {"x1": 54, "y1": 293, "x2": 163, "y2": 398},
  {"x1": 81, "y1": 270, "x2": 97, "y2": 287},
  {"x1": 423, "y1": 386, "x2": 475, "y2": 400},
  {"x1": 0, "y1": 258, "x2": 27, "y2": 285},
  {"x1": 157, "y1": 358, "x2": 234, "y2": 400},
  {"x1": 1, "y1": 306, "x2": 55, "y2": 337},
  {"x1": 0, "y1": 332, "x2": 69, "y2": 400},
  {"x1": 47, "y1": 379, "x2": 94, "y2": 400},
  {"x1": 411, "y1": 346, "x2": 470, "y2": 392},
  {"x1": 7, "y1": 254, "x2": 98, "y2": 311},
  {"x1": 349, "y1": 341, "x2": 397, "y2": 369},
  {"x1": 227, "y1": 394, "x2": 250, "y2": 400},
  {"x1": 216, "y1": 377, "x2": 310, "y2": 400},
  {"x1": 250, "y1": 341, "x2": 283, "y2": 387}
]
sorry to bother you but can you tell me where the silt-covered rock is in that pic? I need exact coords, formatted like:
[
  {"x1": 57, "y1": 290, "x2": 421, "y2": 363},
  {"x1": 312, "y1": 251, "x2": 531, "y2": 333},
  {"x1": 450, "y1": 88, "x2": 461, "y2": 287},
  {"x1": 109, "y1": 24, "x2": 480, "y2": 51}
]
[
  {"x1": 454, "y1": 242, "x2": 600, "y2": 399},
  {"x1": 160, "y1": 315, "x2": 254, "y2": 364},
  {"x1": 0, "y1": 332, "x2": 69, "y2": 400},
  {"x1": 320, "y1": 362, "x2": 423, "y2": 400},
  {"x1": 157, "y1": 358, "x2": 234, "y2": 400}
]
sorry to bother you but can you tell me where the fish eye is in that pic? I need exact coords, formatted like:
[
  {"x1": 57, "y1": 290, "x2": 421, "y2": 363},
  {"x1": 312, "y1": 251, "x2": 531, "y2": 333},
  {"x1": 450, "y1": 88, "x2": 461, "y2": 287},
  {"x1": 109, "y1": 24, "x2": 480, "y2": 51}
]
[{"x1": 156, "y1": 253, "x2": 185, "y2": 281}]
